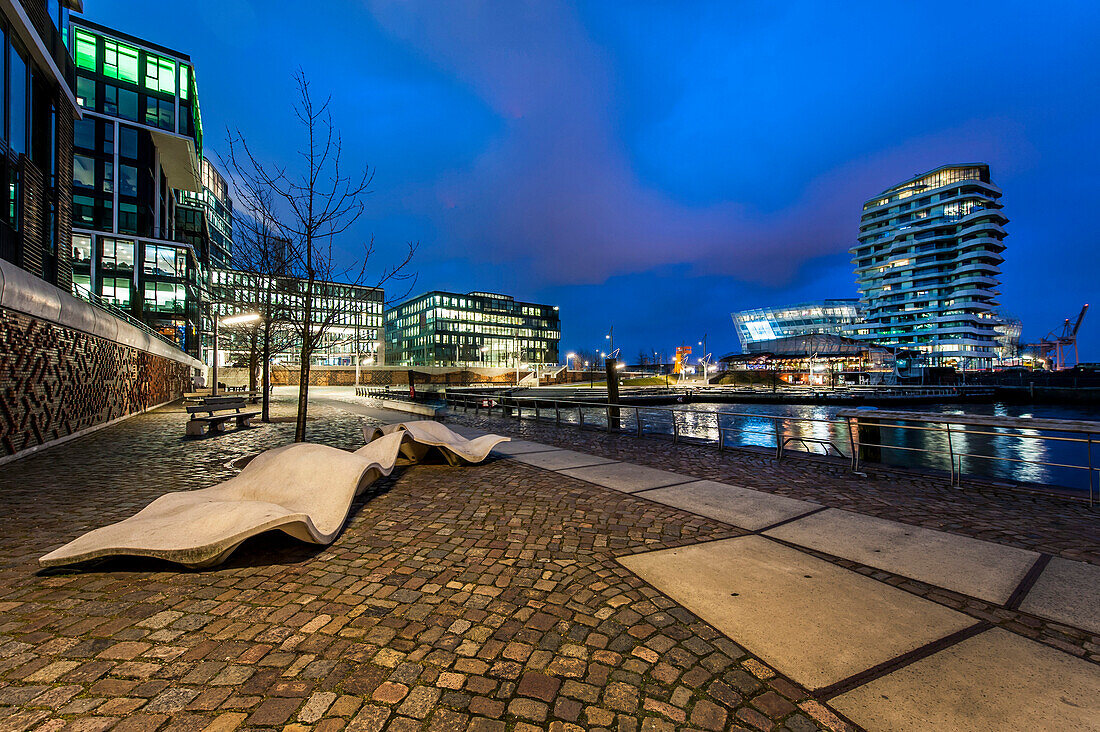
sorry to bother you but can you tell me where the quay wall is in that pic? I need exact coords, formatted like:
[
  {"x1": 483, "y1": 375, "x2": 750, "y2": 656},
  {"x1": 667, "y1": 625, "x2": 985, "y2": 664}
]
[{"x1": 0, "y1": 260, "x2": 201, "y2": 462}]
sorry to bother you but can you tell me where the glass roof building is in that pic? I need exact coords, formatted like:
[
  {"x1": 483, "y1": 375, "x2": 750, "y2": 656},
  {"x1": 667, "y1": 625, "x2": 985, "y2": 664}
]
[
  {"x1": 732, "y1": 299, "x2": 861, "y2": 353},
  {"x1": 385, "y1": 291, "x2": 560, "y2": 368},
  {"x1": 68, "y1": 19, "x2": 206, "y2": 355},
  {"x1": 850, "y1": 164, "x2": 1006, "y2": 369}
]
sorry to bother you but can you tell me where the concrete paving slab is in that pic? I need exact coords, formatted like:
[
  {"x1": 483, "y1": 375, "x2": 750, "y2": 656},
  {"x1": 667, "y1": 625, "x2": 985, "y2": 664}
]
[
  {"x1": 558, "y1": 462, "x2": 691, "y2": 494},
  {"x1": 509, "y1": 449, "x2": 617, "y2": 470},
  {"x1": 619, "y1": 535, "x2": 973, "y2": 690},
  {"x1": 643, "y1": 480, "x2": 819, "y2": 530},
  {"x1": 445, "y1": 424, "x2": 490, "y2": 439},
  {"x1": 832, "y1": 628, "x2": 1100, "y2": 731},
  {"x1": 491, "y1": 439, "x2": 559, "y2": 455},
  {"x1": 765, "y1": 508, "x2": 1038, "y2": 604},
  {"x1": 1020, "y1": 557, "x2": 1100, "y2": 635}
]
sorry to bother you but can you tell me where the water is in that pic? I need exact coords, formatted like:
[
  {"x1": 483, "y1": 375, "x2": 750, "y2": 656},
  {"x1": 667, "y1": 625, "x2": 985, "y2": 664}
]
[{"x1": 538, "y1": 400, "x2": 1100, "y2": 494}]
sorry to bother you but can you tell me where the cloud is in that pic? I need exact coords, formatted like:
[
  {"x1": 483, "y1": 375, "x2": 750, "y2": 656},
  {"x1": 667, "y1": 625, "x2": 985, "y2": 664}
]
[{"x1": 365, "y1": 1, "x2": 1028, "y2": 289}]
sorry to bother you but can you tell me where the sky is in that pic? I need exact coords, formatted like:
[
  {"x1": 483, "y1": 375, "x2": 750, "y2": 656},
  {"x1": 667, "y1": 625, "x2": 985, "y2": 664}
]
[{"x1": 85, "y1": 1, "x2": 1100, "y2": 362}]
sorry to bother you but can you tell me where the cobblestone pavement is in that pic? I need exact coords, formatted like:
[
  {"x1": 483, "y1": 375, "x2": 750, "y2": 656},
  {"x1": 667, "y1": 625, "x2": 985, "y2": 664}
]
[
  {"x1": 444, "y1": 409, "x2": 1100, "y2": 566},
  {"x1": 0, "y1": 394, "x2": 851, "y2": 732}
]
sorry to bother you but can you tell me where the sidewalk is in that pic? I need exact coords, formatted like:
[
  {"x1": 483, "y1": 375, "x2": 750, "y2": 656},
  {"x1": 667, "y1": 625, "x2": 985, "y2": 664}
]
[
  {"x1": 445, "y1": 412, "x2": 1100, "y2": 730},
  {"x1": 0, "y1": 393, "x2": 842, "y2": 731}
]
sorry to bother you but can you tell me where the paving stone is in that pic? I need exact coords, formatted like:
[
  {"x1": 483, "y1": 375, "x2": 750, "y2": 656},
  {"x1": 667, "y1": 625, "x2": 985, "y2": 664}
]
[
  {"x1": 558, "y1": 462, "x2": 689, "y2": 494},
  {"x1": 1019, "y1": 557, "x2": 1100, "y2": 635},
  {"x1": 643, "y1": 479, "x2": 819, "y2": 530}
]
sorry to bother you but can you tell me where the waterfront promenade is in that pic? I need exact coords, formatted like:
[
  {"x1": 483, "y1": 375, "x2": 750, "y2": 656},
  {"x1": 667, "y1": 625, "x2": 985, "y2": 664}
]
[{"x1": 0, "y1": 388, "x2": 1096, "y2": 730}]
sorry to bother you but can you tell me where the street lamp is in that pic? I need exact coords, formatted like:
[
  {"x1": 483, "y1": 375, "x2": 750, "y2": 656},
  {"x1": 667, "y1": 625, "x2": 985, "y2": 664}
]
[{"x1": 211, "y1": 311, "x2": 260, "y2": 396}]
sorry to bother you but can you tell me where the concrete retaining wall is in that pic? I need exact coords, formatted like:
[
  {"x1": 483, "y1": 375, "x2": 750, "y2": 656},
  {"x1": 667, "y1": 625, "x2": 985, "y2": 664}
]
[{"x1": 0, "y1": 260, "x2": 202, "y2": 461}]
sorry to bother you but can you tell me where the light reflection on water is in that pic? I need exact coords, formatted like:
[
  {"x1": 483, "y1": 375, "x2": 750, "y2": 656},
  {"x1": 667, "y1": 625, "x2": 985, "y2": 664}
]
[{"x1": 562, "y1": 401, "x2": 1098, "y2": 493}]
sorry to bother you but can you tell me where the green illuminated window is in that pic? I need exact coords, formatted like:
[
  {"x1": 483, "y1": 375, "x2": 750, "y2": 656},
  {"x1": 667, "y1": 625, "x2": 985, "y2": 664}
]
[
  {"x1": 104, "y1": 39, "x2": 139, "y2": 84},
  {"x1": 74, "y1": 29, "x2": 96, "y2": 71},
  {"x1": 144, "y1": 53, "x2": 175, "y2": 95},
  {"x1": 179, "y1": 64, "x2": 189, "y2": 100}
]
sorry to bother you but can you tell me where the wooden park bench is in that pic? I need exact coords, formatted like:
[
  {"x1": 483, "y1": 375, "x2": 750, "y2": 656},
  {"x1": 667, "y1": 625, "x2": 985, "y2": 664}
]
[{"x1": 186, "y1": 400, "x2": 260, "y2": 437}]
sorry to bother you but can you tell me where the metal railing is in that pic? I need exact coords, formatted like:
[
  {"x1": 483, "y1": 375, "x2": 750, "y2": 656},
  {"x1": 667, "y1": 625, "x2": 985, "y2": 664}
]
[
  {"x1": 72, "y1": 283, "x2": 184, "y2": 352},
  {"x1": 441, "y1": 390, "x2": 1099, "y2": 505}
]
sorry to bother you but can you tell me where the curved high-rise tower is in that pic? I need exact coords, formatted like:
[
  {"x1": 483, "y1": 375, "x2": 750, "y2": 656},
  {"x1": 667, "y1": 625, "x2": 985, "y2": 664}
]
[{"x1": 850, "y1": 164, "x2": 1007, "y2": 369}]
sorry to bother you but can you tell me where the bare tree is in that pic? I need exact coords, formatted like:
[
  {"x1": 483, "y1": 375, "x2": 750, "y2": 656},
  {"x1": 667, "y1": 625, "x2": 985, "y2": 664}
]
[
  {"x1": 217, "y1": 187, "x2": 299, "y2": 423},
  {"x1": 228, "y1": 71, "x2": 415, "y2": 440}
]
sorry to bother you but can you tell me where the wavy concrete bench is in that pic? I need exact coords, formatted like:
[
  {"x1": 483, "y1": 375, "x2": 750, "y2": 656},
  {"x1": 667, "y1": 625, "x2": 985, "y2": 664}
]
[
  {"x1": 39, "y1": 421, "x2": 508, "y2": 569},
  {"x1": 365, "y1": 420, "x2": 509, "y2": 466}
]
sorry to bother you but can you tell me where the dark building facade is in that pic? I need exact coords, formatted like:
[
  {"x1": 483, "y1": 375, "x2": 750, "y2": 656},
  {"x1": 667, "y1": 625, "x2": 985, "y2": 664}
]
[
  {"x1": 0, "y1": 0, "x2": 80, "y2": 290},
  {"x1": 67, "y1": 18, "x2": 206, "y2": 355},
  {"x1": 385, "y1": 291, "x2": 560, "y2": 368}
]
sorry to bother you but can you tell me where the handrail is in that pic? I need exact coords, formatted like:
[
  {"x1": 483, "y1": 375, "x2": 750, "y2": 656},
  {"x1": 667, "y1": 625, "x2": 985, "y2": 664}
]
[
  {"x1": 440, "y1": 390, "x2": 1098, "y2": 505},
  {"x1": 72, "y1": 283, "x2": 183, "y2": 351}
]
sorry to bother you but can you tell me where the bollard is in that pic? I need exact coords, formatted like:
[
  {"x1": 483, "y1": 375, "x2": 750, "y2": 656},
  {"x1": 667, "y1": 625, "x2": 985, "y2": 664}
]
[{"x1": 853, "y1": 408, "x2": 881, "y2": 464}]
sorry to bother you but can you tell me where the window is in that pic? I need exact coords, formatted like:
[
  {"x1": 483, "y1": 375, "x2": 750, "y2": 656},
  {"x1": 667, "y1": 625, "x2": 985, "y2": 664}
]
[
  {"x1": 74, "y1": 28, "x2": 96, "y2": 71},
  {"x1": 74, "y1": 119, "x2": 95, "y2": 150},
  {"x1": 103, "y1": 39, "x2": 138, "y2": 84},
  {"x1": 73, "y1": 273, "x2": 91, "y2": 297},
  {"x1": 144, "y1": 281, "x2": 185, "y2": 312},
  {"x1": 73, "y1": 155, "x2": 94, "y2": 188},
  {"x1": 118, "y1": 202, "x2": 137, "y2": 234},
  {"x1": 9, "y1": 42, "x2": 27, "y2": 155},
  {"x1": 102, "y1": 161, "x2": 112, "y2": 193},
  {"x1": 119, "y1": 126, "x2": 137, "y2": 158},
  {"x1": 76, "y1": 76, "x2": 95, "y2": 109},
  {"x1": 145, "y1": 97, "x2": 173, "y2": 130},
  {"x1": 72, "y1": 234, "x2": 92, "y2": 264},
  {"x1": 97, "y1": 198, "x2": 113, "y2": 231},
  {"x1": 179, "y1": 64, "x2": 189, "y2": 100},
  {"x1": 144, "y1": 54, "x2": 175, "y2": 94},
  {"x1": 119, "y1": 88, "x2": 137, "y2": 120},
  {"x1": 101, "y1": 276, "x2": 130, "y2": 306},
  {"x1": 74, "y1": 195, "x2": 94, "y2": 226},
  {"x1": 102, "y1": 122, "x2": 113, "y2": 154},
  {"x1": 119, "y1": 164, "x2": 137, "y2": 197},
  {"x1": 101, "y1": 238, "x2": 135, "y2": 270},
  {"x1": 144, "y1": 244, "x2": 184, "y2": 277}
]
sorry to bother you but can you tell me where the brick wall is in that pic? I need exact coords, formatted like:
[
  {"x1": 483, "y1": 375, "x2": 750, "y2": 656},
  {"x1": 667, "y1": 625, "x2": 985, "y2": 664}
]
[{"x1": 0, "y1": 308, "x2": 191, "y2": 457}]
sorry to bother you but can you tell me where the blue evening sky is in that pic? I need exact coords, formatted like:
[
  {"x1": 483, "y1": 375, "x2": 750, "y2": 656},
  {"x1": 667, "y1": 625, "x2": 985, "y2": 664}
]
[{"x1": 83, "y1": 1, "x2": 1100, "y2": 361}]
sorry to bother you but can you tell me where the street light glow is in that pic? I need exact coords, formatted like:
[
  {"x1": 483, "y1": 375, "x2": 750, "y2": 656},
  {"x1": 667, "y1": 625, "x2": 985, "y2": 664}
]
[{"x1": 221, "y1": 312, "x2": 260, "y2": 326}]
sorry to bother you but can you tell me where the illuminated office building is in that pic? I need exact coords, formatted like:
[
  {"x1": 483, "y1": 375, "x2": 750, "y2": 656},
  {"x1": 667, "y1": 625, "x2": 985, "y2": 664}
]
[
  {"x1": 207, "y1": 267, "x2": 383, "y2": 366},
  {"x1": 732, "y1": 300, "x2": 860, "y2": 353},
  {"x1": 851, "y1": 164, "x2": 1007, "y2": 369},
  {"x1": 68, "y1": 19, "x2": 205, "y2": 354},
  {"x1": 385, "y1": 291, "x2": 560, "y2": 367},
  {"x1": 0, "y1": 0, "x2": 81, "y2": 288}
]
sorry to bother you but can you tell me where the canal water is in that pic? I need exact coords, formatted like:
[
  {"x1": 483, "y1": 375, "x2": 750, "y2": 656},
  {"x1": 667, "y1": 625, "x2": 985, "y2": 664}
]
[{"x1": 549, "y1": 401, "x2": 1099, "y2": 494}]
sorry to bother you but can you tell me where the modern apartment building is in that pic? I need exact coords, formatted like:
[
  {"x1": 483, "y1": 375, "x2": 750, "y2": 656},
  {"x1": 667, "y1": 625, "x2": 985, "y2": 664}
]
[
  {"x1": 385, "y1": 291, "x2": 560, "y2": 368},
  {"x1": 851, "y1": 164, "x2": 1007, "y2": 369},
  {"x1": 208, "y1": 267, "x2": 383, "y2": 367},
  {"x1": 0, "y1": 0, "x2": 81, "y2": 289},
  {"x1": 732, "y1": 299, "x2": 861, "y2": 353},
  {"x1": 68, "y1": 18, "x2": 207, "y2": 355}
]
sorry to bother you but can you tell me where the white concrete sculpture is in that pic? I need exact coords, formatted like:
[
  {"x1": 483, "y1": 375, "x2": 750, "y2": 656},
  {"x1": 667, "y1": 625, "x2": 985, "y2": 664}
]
[
  {"x1": 365, "y1": 420, "x2": 509, "y2": 466},
  {"x1": 39, "y1": 421, "x2": 507, "y2": 569}
]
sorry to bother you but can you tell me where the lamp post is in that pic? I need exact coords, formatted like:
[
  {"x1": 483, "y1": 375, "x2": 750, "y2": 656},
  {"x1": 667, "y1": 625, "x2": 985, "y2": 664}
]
[{"x1": 211, "y1": 311, "x2": 260, "y2": 396}]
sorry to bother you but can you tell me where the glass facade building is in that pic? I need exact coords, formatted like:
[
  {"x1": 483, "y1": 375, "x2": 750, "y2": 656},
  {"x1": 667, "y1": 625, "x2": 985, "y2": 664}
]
[
  {"x1": 0, "y1": 0, "x2": 81, "y2": 290},
  {"x1": 68, "y1": 19, "x2": 206, "y2": 355},
  {"x1": 385, "y1": 291, "x2": 560, "y2": 368},
  {"x1": 851, "y1": 164, "x2": 1007, "y2": 369},
  {"x1": 208, "y1": 267, "x2": 383, "y2": 367},
  {"x1": 732, "y1": 299, "x2": 861, "y2": 353}
]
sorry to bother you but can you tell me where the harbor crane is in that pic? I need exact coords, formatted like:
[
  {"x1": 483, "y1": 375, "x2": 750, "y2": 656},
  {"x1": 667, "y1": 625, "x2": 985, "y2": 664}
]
[{"x1": 1040, "y1": 304, "x2": 1088, "y2": 370}]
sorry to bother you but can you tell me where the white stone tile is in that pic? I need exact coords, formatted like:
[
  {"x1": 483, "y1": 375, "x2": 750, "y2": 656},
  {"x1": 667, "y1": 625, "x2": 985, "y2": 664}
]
[
  {"x1": 619, "y1": 535, "x2": 973, "y2": 690},
  {"x1": 1020, "y1": 557, "x2": 1100, "y2": 635},
  {"x1": 766, "y1": 508, "x2": 1038, "y2": 604},
  {"x1": 558, "y1": 462, "x2": 690, "y2": 493},
  {"x1": 643, "y1": 480, "x2": 819, "y2": 530},
  {"x1": 832, "y1": 628, "x2": 1100, "y2": 731}
]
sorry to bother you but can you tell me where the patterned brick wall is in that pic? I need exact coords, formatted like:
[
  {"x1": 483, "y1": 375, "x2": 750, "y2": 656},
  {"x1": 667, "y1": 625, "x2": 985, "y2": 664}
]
[{"x1": 0, "y1": 308, "x2": 191, "y2": 457}]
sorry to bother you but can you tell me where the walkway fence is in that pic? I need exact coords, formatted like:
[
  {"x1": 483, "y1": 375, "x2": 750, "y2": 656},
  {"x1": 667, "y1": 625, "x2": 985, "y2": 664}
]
[{"x1": 438, "y1": 390, "x2": 1099, "y2": 506}]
